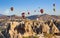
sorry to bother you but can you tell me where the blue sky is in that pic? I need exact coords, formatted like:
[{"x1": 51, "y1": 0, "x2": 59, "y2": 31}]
[{"x1": 0, "y1": 0, "x2": 60, "y2": 16}]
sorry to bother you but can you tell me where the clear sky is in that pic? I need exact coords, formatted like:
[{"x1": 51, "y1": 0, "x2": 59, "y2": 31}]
[{"x1": 0, "y1": 0, "x2": 60, "y2": 16}]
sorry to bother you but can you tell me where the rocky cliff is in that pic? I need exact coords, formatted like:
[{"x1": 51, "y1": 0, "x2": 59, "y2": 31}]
[{"x1": 0, "y1": 19, "x2": 60, "y2": 38}]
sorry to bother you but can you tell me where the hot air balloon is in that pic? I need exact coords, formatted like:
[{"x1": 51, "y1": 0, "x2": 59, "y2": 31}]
[
  {"x1": 53, "y1": 8, "x2": 55, "y2": 12},
  {"x1": 38, "y1": 7, "x2": 40, "y2": 9},
  {"x1": 34, "y1": 10, "x2": 36, "y2": 12},
  {"x1": 53, "y1": 3, "x2": 55, "y2": 7},
  {"x1": 28, "y1": 12, "x2": 30, "y2": 15},
  {"x1": 10, "y1": 7, "x2": 14, "y2": 11},
  {"x1": 53, "y1": 3, "x2": 56, "y2": 12},
  {"x1": 21, "y1": 12, "x2": 25, "y2": 19},
  {"x1": 40, "y1": 9, "x2": 44, "y2": 14},
  {"x1": 10, "y1": 7, "x2": 14, "y2": 24}
]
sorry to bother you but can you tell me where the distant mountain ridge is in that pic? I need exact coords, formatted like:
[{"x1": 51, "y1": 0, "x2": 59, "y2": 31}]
[
  {"x1": 0, "y1": 14, "x2": 60, "y2": 20},
  {"x1": 27, "y1": 14, "x2": 60, "y2": 20},
  {"x1": 0, "y1": 14, "x2": 21, "y2": 19},
  {"x1": 0, "y1": 14, "x2": 4, "y2": 16}
]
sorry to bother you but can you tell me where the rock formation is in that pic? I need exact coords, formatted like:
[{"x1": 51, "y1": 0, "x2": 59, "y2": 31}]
[{"x1": 0, "y1": 19, "x2": 60, "y2": 38}]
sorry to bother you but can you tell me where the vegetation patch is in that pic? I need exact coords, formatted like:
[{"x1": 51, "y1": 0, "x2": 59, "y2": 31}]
[
  {"x1": 23, "y1": 36, "x2": 39, "y2": 38},
  {"x1": 44, "y1": 33, "x2": 56, "y2": 38}
]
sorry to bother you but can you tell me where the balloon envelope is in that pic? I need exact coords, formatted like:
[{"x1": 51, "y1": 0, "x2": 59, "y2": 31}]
[
  {"x1": 21, "y1": 12, "x2": 25, "y2": 18},
  {"x1": 34, "y1": 10, "x2": 36, "y2": 12},
  {"x1": 53, "y1": 4, "x2": 55, "y2": 6},
  {"x1": 40, "y1": 9, "x2": 44, "y2": 13},
  {"x1": 10, "y1": 7, "x2": 14, "y2": 11},
  {"x1": 28, "y1": 12, "x2": 30, "y2": 14},
  {"x1": 53, "y1": 8, "x2": 55, "y2": 12}
]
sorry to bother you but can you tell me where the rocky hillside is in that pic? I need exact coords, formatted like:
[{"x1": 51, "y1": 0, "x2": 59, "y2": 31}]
[
  {"x1": 0, "y1": 19, "x2": 60, "y2": 38},
  {"x1": 0, "y1": 14, "x2": 60, "y2": 20},
  {"x1": 27, "y1": 14, "x2": 60, "y2": 20}
]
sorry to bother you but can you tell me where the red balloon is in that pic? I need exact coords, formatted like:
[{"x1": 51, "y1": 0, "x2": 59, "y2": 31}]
[
  {"x1": 40, "y1": 9, "x2": 44, "y2": 13},
  {"x1": 21, "y1": 12, "x2": 25, "y2": 18},
  {"x1": 10, "y1": 7, "x2": 14, "y2": 11},
  {"x1": 22, "y1": 12, "x2": 25, "y2": 15}
]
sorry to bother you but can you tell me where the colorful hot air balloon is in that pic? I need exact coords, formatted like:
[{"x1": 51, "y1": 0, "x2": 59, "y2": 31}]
[
  {"x1": 40, "y1": 9, "x2": 44, "y2": 14},
  {"x1": 10, "y1": 7, "x2": 14, "y2": 11},
  {"x1": 21, "y1": 12, "x2": 25, "y2": 18}
]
